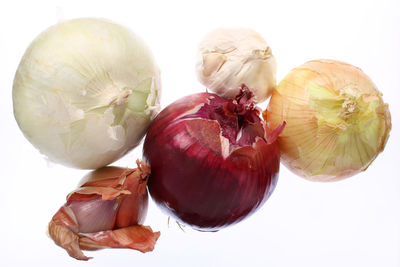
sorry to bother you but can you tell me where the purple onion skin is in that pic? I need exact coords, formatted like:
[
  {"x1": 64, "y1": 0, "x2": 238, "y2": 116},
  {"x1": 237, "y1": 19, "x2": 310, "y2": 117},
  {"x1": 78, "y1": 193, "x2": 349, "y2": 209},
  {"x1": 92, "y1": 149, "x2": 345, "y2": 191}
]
[{"x1": 143, "y1": 90, "x2": 282, "y2": 231}]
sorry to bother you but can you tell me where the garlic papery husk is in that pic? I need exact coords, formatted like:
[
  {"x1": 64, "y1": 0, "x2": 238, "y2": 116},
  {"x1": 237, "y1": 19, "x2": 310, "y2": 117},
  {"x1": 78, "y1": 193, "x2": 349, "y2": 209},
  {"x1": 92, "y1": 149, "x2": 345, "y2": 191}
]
[
  {"x1": 263, "y1": 59, "x2": 391, "y2": 182},
  {"x1": 13, "y1": 18, "x2": 161, "y2": 169},
  {"x1": 195, "y1": 28, "x2": 276, "y2": 103}
]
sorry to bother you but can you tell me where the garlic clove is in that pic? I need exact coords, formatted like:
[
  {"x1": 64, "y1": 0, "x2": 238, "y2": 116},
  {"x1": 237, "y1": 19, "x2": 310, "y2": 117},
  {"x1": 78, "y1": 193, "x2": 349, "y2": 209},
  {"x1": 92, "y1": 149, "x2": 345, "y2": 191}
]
[{"x1": 201, "y1": 53, "x2": 227, "y2": 77}]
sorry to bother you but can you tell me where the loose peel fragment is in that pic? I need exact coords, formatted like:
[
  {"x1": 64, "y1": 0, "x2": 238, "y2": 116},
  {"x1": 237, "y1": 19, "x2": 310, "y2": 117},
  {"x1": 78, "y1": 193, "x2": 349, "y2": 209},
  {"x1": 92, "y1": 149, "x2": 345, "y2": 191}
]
[
  {"x1": 48, "y1": 160, "x2": 160, "y2": 260},
  {"x1": 79, "y1": 225, "x2": 160, "y2": 252}
]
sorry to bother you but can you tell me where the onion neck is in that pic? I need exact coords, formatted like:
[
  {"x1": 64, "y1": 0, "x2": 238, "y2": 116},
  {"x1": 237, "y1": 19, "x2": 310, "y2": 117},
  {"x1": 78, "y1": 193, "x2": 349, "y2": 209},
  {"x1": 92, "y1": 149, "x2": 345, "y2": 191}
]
[
  {"x1": 181, "y1": 85, "x2": 265, "y2": 150},
  {"x1": 338, "y1": 96, "x2": 359, "y2": 120},
  {"x1": 231, "y1": 85, "x2": 259, "y2": 127}
]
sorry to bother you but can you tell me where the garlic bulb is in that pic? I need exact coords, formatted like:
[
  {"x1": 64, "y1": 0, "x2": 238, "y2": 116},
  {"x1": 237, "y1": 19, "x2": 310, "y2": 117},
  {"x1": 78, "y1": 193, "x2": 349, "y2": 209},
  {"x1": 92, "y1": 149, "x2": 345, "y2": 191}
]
[
  {"x1": 13, "y1": 18, "x2": 161, "y2": 169},
  {"x1": 195, "y1": 28, "x2": 276, "y2": 103},
  {"x1": 264, "y1": 59, "x2": 391, "y2": 181}
]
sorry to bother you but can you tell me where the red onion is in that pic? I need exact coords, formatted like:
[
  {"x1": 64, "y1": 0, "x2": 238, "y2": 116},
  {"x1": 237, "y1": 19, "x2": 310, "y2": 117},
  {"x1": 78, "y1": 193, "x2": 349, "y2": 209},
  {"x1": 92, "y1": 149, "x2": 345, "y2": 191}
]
[{"x1": 143, "y1": 86, "x2": 285, "y2": 231}]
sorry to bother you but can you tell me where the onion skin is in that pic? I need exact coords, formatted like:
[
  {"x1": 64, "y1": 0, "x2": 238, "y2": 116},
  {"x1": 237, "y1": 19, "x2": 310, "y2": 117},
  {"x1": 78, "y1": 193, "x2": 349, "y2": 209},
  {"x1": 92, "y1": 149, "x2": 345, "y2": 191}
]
[
  {"x1": 264, "y1": 59, "x2": 391, "y2": 181},
  {"x1": 48, "y1": 161, "x2": 160, "y2": 261},
  {"x1": 143, "y1": 88, "x2": 283, "y2": 231}
]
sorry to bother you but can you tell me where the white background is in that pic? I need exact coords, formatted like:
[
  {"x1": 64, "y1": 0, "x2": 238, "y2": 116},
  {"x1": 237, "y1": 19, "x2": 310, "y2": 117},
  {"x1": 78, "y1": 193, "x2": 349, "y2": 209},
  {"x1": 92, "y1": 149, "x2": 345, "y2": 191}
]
[{"x1": 1, "y1": 0, "x2": 399, "y2": 266}]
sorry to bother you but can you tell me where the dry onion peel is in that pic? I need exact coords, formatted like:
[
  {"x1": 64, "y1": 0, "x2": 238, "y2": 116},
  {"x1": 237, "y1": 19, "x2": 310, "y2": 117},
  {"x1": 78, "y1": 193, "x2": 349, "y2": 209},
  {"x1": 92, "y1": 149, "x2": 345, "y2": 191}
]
[
  {"x1": 48, "y1": 160, "x2": 160, "y2": 261},
  {"x1": 264, "y1": 59, "x2": 391, "y2": 181}
]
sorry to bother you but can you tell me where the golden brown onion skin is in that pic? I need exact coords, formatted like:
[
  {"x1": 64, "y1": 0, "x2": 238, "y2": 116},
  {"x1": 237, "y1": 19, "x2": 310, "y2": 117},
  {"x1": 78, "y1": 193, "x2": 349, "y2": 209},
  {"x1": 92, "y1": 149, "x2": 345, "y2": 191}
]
[{"x1": 264, "y1": 59, "x2": 391, "y2": 182}]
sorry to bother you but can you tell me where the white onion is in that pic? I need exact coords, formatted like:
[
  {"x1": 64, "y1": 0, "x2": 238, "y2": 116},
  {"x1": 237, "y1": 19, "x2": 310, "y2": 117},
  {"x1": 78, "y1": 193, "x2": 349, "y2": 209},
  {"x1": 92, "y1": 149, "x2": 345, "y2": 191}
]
[{"x1": 13, "y1": 18, "x2": 161, "y2": 169}]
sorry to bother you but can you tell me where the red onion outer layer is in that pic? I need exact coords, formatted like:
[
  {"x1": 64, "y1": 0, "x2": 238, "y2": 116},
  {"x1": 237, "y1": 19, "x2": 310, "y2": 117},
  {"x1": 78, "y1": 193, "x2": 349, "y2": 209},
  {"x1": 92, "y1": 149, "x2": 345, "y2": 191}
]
[{"x1": 143, "y1": 88, "x2": 284, "y2": 231}]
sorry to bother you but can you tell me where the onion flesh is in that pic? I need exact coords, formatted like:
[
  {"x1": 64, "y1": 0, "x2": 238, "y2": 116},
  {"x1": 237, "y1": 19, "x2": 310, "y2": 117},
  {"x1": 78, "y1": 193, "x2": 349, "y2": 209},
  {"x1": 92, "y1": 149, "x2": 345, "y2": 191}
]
[{"x1": 143, "y1": 86, "x2": 284, "y2": 231}]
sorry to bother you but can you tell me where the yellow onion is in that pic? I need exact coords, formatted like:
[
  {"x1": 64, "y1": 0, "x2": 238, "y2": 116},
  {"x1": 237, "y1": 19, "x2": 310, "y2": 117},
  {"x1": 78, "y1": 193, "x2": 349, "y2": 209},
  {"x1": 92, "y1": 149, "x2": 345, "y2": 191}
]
[{"x1": 264, "y1": 59, "x2": 391, "y2": 181}]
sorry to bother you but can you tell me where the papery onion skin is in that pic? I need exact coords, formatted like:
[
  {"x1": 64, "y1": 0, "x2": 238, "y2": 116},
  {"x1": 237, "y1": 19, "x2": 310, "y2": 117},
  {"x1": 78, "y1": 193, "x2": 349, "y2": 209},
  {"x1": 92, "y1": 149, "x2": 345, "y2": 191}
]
[
  {"x1": 13, "y1": 18, "x2": 161, "y2": 169},
  {"x1": 195, "y1": 28, "x2": 276, "y2": 103},
  {"x1": 264, "y1": 59, "x2": 391, "y2": 181},
  {"x1": 48, "y1": 161, "x2": 160, "y2": 261},
  {"x1": 143, "y1": 88, "x2": 283, "y2": 231}
]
